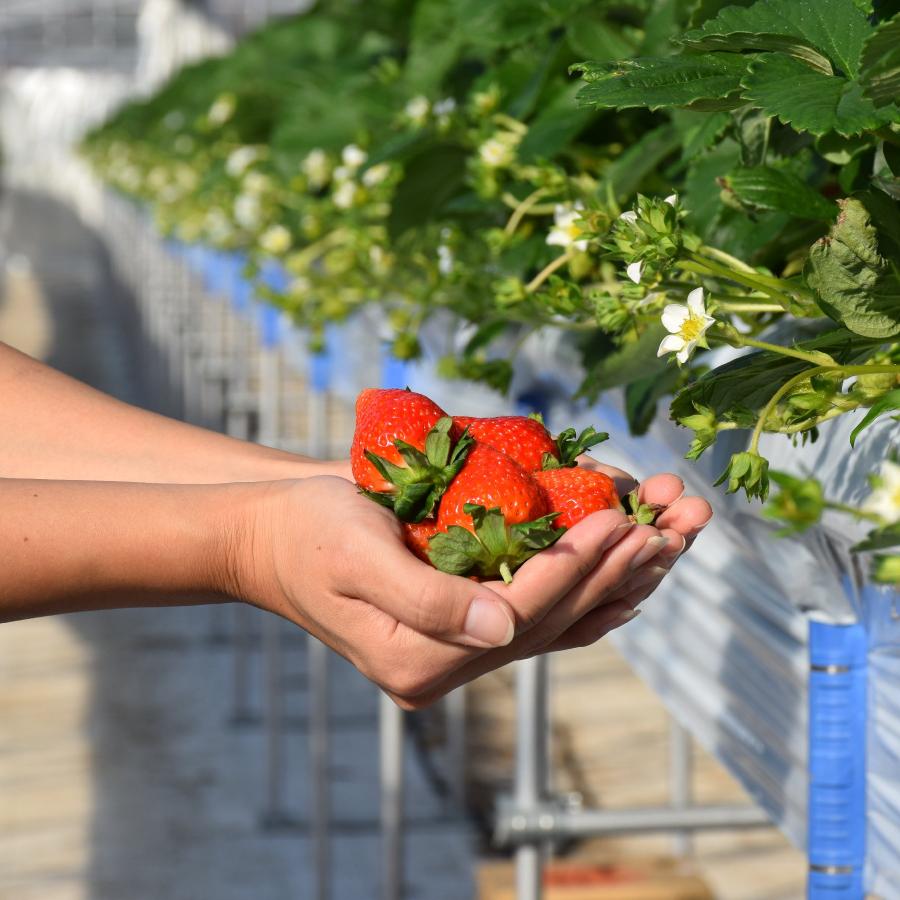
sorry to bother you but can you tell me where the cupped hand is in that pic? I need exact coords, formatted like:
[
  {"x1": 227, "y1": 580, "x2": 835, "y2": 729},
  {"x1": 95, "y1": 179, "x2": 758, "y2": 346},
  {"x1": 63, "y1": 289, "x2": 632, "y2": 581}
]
[{"x1": 236, "y1": 469, "x2": 710, "y2": 709}]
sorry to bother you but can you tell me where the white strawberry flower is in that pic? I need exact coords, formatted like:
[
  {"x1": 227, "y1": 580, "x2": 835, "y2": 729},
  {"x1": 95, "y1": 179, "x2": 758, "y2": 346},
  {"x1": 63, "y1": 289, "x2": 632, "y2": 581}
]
[
  {"x1": 226, "y1": 146, "x2": 260, "y2": 178},
  {"x1": 341, "y1": 144, "x2": 367, "y2": 170},
  {"x1": 433, "y1": 97, "x2": 457, "y2": 117},
  {"x1": 618, "y1": 210, "x2": 638, "y2": 225},
  {"x1": 362, "y1": 163, "x2": 391, "y2": 187},
  {"x1": 333, "y1": 180, "x2": 358, "y2": 210},
  {"x1": 626, "y1": 260, "x2": 644, "y2": 284},
  {"x1": 233, "y1": 193, "x2": 261, "y2": 230},
  {"x1": 259, "y1": 224, "x2": 292, "y2": 256},
  {"x1": 479, "y1": 134, "x2": 516, "y2": 168},
  {"x1": 547, "y1": 202, "x2": 589, "y2": 251},
  {"x1": 302, "y1": 148, "x2": 331, "y2": 189},
  {"x1": 664, "y1": 193, "x2": 678, "y2": 206},
  {"x1": 437, "y1": 244, "x2": 455, "y2": 274},
  {"x1": 404, "y1": 95, "x2": 430, "y2": 126},
  {"x1": 207, "y1": 94, "x2": 235, "y2": 126},
  {"x1": 862, "y1": 460, "x2": 900, "y2": 524},
  {"x1": 657, "y1": 287, "x2": 716, "y2": 364}
]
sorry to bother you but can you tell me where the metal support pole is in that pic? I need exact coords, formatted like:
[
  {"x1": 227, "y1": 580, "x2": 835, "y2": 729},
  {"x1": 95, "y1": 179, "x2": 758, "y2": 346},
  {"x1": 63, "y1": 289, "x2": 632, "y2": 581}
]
[
  {"x1": 515, "y1": 656, "x2": 549, "y2": 900},
  {"x1": 380, "y1": 693, "x2": 405, "y2": 900},
  {"x1": 309, "y1": 637, "x2": 330, "y2": 900},
  {"x1": 262, "y1": 614, "x2": 290, "y2": 827},
  {"x1": 499, "y1": 802, "x2": 772, "y2": 843},
  {"x1": 669, "y1": 718, "x2": 693, "y2": 856},
  {"x1": 445, "y1": 687, "x2": 467, "y2": 812}
]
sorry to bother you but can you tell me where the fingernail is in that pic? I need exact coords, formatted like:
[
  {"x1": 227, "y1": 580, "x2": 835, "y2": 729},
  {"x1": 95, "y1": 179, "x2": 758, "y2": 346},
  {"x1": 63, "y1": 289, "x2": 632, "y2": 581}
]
[
  {"x1": 464, "y1": 598, "x2": 515, "y2": 647},
  {"x1": 601, "y1": 522, "x2": 634, "y2": 551},
  {"x1": 631, "y1": 564, "x2": 669, "y2": 587},
  {"x1": 690, "y1": 516, "x2": 713, "y2": 535},
  {"x1": 630, "y1": 536, "x2": 668, "y2": 570},
  {"x1": 615, "y1": 609, "x2": 642, "y2": 626},
  {"x1": 660, "y1": 534, "x2": 687, "y2": 559}
]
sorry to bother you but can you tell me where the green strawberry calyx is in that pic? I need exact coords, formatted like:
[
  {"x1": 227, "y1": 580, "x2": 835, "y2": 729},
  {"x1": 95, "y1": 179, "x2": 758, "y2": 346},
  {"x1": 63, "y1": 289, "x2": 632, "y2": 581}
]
[
  {"x1": 625, "y1": 487, "x2": 664, "y2": 525},
  {"x1": 542, "y1": 425, "x2": 609, "y2": 470},
  {"x1": 427, "y1": 503, "x2": 566, "y2": 584},
  {"x1": 362, "y1": 417, "x2": 474, "y2": 522}
]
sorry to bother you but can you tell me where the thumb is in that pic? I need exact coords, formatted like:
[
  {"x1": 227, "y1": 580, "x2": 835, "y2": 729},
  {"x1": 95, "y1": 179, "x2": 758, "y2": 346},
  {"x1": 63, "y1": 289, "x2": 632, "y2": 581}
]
[{"x1": 362, "y1": 536, "x2": 516, "y2": 649}]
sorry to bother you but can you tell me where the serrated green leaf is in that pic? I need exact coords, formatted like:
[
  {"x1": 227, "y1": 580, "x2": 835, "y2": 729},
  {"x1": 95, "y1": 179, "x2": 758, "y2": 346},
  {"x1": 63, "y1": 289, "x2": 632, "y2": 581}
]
[
  {"x1": 807, "y1": 197, "x2": 900, "y2": 338},
  {"x1": 428, "y1": 526, "x2": 485, "y2": 576},
  {"x1": 733, "y1": 106, "x2": 771, "y2": 167},
  {"x1": 679, "y1": 0, "x2": 872, "y2": 77},
  {"x1": 741, "y1": 54, "x2": 896, "y2": 137},
  {"x1": 850, "y1": 388, "x2": 900, "y2": 445},
  {"x1": 720, "y1": 166, "x2": 838, "y2": 220},
  {"x1": 671, "y1": 110, "x2": 732, "y2": 162},
  {"x1": 574, "y1": 55, "x2": 749, "y2": 112},
  {"x1": 859, "y1": 13, "x2": 900, "y2": 107}
]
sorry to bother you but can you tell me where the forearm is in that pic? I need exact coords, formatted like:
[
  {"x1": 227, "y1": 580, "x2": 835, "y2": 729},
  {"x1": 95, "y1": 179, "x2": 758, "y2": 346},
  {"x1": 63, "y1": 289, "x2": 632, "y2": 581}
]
[
  {"x1": 0, "y1": 341, "x2": 341, "y2": 483},
  {"x1": 0, "y1": 478, "x2": 256, "y2": 622}
]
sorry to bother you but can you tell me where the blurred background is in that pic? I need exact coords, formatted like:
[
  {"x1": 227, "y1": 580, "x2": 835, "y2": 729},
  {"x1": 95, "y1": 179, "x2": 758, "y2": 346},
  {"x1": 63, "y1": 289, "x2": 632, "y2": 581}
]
[{"x1": 0, "y1": 1, "x2": 862, "y2": 898}]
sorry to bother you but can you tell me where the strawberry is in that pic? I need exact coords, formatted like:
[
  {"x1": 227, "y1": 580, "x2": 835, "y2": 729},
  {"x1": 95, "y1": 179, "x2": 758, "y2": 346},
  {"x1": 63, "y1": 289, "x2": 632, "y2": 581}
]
[
  {"x1": 402, "y1": 520, "x2": 438, "y2": 563},
  {"x1": 453, "y1": 413, "x2": 609, "y2": 472},
  {"x1": 428, "y1": 444, "x2": 565, "y2": 583},
  {"x1": 452, "y1": 415, "x2": 558, "y2": 471},
  {"x1": 351, "y1": 388, "x2": 473, "y2": 522},
  {"x1": 534, "y1": 467, "x2": 622, "y2": 529}
]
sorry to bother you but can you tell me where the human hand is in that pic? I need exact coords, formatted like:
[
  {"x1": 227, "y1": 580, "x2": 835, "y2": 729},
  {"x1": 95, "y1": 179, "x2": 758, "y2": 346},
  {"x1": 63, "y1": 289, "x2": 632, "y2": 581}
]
[{"x1": 232, "y1": 470, "x2": 710, "y2": 708}]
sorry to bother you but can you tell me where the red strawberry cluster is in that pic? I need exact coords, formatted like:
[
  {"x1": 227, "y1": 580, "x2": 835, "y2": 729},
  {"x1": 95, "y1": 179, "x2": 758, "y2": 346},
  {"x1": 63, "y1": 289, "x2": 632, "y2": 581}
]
[{"x1": 351, "y1": 388, "x2": 620, "y2": 583}]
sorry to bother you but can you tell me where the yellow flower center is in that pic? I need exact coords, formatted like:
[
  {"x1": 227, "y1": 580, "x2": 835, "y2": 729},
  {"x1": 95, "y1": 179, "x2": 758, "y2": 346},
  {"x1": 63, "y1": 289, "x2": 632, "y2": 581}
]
[
  {"x1": 679, "y1": 312, "x2": 707, "y2": 343},
  {"x1": 565, "y1": 223, "x2": 582, "y2": 240}
]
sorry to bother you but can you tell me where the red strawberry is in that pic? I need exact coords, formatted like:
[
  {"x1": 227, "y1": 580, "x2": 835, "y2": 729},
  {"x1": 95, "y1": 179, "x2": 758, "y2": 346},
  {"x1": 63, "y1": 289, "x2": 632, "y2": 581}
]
[
  {"x1": 453, "y1": 414, "x2": 610, "y2": 472},
  {"x1": 534, "y1": 467, "x2": 622, "y2": 529},
  {"x1": 428, "y1": 444, "x2": 565, "y2": 583},
  {"x1": 351, "y1": 388, "x2": 472, "y2": 522},
  {"x1": 402, "y1": 520, "x2": 438, "y2": 563},
  {"x1": 452, "y1": 415, "x2": 558, "y2": 471}
]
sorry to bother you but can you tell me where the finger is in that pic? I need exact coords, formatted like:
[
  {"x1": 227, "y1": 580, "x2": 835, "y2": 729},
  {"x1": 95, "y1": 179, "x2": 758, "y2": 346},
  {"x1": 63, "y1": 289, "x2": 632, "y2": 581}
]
[
  {"x1": 574, "y1": 455, "x2": 637, "y2": 495},
  {"x1": 638, "y1": 473, "x2": 685, "y2": 507},
  {"x1": 509, "y1": 524, "x2": 663, "y2": 655},
  {"x1": 339, "y1": 529, "x2": 517, "y2": 650},
  {"x1": 539, "y1": 599, "x2": 640, "y2": 653},
  {"x1": 490, "y1": 509, "x2": 633, "y2": 630},
  {"x1": 655, "y1": 495, "x2": 713, "y2": 548}
]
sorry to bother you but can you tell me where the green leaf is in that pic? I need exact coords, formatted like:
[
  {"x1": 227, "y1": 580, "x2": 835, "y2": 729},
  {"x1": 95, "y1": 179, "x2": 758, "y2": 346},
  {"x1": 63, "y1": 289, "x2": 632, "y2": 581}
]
[
  {"x1": 807, "y1": 197, "x2": 900, "y2": 338},
  {"x1": 671, "y1": 110, "x2": 732, "y2": 162},
  {"x1": 719, "y1": 166, "x2": 838, "y2": 220},
  {"x1": 388, "y1": 145, "x2": 468, "y2": 239},
  {"x1": 860, "y1": 13, "x2": 900, "y2": 107},
  {"x1": 574, "y1": 55, "x2": 749, "y2": 112},
  {"x1": 671, "y1": 327, "x2": 886, "y2": 424},
  {"x1": 850, "y1": 388, "x2": 900, "y2": 445},
  {"x1": 625, "y1": 367, "x2": 683, "y2": 435},
  {"x1": 597, "y1": 123, "x2": 681, "y2": 203},
  {"x1": 854, "y1": 521, "x2": 900, "y2": 552},
  {"x1": 679, "y1": 0, "x2": 873, "y2": 77},
  {"x1": 733, "y1": 106, "x2": 771, "y2": 167},
  {"x1": 741, "y1": 54, "x2": 896, "y2": 137}
]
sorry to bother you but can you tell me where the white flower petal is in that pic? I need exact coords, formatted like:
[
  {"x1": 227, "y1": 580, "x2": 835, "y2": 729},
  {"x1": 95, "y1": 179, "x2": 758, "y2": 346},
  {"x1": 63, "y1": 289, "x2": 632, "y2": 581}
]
[
  {"x1": 626, "y1": 261, "x2": 643, "y2": 284},
  {"x1": 676, "y1": 345, "x2": 693, "y2": 364},
  {"x1": 619, "y1": 210, "x2": 638, "y2": 225},
  {"x1": 661, "y1": 303, "x2": 690, "y2": 333},
  {"x1": 546, "y1": 228, "x2": 569, "y2": 248},
  {"x1": 686, "y1": 286, "x2": 706, "y2": 316},
  {"x1": 658, "y1": 334, "x2": 686, "y2": 357},
  {"x1": 573, "y1": 239, "x2": 590, "y2": 252},
  {"x1": 664, "y1": 193, "x2": 678, "y2": 206}
]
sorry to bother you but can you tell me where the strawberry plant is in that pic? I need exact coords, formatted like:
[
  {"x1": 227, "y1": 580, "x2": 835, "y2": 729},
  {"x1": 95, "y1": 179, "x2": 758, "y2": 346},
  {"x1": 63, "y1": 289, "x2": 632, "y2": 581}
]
[{"x1": 82, "y1": 0, "x2": 900, "y2": 586}]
